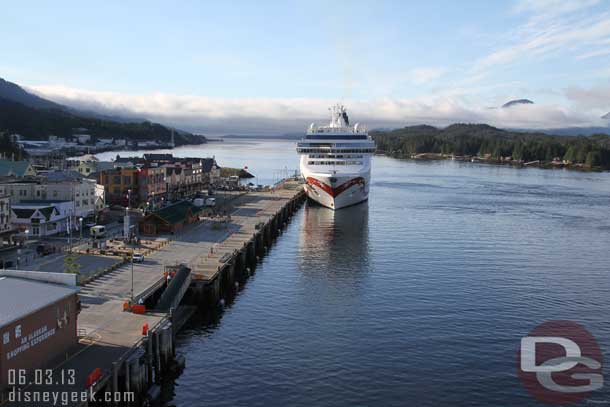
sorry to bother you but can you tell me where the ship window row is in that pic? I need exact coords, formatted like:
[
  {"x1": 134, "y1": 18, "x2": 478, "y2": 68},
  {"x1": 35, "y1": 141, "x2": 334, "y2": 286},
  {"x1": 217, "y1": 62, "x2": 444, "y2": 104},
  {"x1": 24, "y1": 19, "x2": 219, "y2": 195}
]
[
  {"x1": 308, "y1": 154, "x2": 364, "y2": 159},
  {"x1": 298, "y1": 148, "x2": 375, "y2": 154},
  {"x1": 307, "y1": 161, "x2": 364, "y2": 166}
]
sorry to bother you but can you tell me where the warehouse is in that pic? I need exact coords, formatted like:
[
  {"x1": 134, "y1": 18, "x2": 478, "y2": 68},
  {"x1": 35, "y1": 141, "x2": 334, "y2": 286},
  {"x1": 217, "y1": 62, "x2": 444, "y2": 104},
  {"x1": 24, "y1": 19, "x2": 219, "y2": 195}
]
[{"x1": 0, "y1": 275, "x2": 79, "y2": 394}]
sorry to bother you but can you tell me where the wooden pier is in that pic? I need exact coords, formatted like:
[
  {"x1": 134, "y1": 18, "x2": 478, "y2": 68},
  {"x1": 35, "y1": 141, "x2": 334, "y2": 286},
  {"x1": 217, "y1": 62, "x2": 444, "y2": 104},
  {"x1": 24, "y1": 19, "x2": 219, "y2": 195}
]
[{"x1": 1, "y1": 180, "x2": 306, "y2": 407}]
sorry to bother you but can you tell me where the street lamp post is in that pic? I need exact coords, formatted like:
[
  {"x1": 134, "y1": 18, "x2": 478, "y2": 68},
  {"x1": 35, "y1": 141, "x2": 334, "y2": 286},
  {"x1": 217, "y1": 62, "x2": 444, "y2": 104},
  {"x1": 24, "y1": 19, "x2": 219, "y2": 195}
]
[
  {"x1": 79, "y1": 217, "x2": 83, "y2": 242},
  {"x1": 130, "y1": 247, "x2": 134, "y2": 303}
]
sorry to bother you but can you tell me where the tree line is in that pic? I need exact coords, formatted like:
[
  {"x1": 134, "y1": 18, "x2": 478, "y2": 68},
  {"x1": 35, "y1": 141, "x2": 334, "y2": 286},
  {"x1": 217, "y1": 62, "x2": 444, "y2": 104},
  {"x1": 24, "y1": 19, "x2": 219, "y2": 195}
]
[
  {"x1": 0, "y1": 97, "x2": 206, "y2": 146},
  {"x1": 371, "y1": 124, "x2": 610, "y2": 169}
]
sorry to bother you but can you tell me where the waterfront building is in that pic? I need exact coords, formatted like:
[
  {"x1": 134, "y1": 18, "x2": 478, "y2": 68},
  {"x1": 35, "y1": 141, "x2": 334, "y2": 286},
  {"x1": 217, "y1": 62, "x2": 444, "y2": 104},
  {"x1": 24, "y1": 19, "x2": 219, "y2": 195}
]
[
  {"x1": 164, "y1": 160, "x2": 204, "y2": 200},
  {"x1": 201, "y1": 158, "x2": 221, "y2": 185},
  {"x1": 0, "y1": 272, "x2": 78, "y2": 395},
  {"x1": 97, "y1": 166, "x2": 140, "y2": 206},
  {"x1": 138, "y1": 165, "x2": 167, "y2": 209},
  {"x1": 139, "y1": 200, "x2": 200, "y2": 235}
]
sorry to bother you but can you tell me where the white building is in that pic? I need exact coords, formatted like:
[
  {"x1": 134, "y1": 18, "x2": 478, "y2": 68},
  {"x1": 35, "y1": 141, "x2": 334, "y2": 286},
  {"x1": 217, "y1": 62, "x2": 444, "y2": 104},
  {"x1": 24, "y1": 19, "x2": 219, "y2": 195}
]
[
  {"x1": 0, "y1": 177, "x2": 98, "y2": 219},
  {"x1": 11, "y1": 201, "x2": 74, "y2": 237}
]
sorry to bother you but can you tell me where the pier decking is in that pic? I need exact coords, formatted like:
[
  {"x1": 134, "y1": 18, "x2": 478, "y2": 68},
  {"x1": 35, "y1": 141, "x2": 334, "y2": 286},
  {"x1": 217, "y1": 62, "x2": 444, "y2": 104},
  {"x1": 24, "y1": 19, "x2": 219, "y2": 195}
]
[{"x1": 1, "y1": 180, "x2": 305, "y2": 406}]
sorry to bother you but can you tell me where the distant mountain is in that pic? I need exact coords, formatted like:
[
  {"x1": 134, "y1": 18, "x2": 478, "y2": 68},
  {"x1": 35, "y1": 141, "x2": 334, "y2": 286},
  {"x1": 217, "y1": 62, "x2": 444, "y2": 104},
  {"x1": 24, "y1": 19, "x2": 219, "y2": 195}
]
[
  {"x1": 0, "y1": 77, "x2": 206, "y2": 145},
  {"x1": 531, "y1": 126, "x2": 610, "y2": 136},
  {"x1": 602, "y1": 112, "x2": 610, "y2": 120},
  {"x1": 0, "y1": 78, "x2": 64, "y2": 110},
  {"x1": 502, "y1": 99, "x2": 534, "y2": 108}
]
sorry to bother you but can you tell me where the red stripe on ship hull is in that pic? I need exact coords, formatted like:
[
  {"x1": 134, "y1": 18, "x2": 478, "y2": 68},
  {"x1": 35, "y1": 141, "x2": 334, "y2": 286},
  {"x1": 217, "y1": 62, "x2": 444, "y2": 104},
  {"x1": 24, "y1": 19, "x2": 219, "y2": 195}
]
[{"x1": 306, "y1": 177, "x2": 365, "y2": 198}]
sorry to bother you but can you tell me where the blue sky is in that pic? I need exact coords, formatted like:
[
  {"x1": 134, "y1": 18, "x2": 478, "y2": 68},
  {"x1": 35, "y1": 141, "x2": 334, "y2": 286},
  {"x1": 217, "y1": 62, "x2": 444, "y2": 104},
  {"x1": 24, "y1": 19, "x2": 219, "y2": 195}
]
[{"x1": 2, "y1": 0, "x2": 610, "y2": 133}]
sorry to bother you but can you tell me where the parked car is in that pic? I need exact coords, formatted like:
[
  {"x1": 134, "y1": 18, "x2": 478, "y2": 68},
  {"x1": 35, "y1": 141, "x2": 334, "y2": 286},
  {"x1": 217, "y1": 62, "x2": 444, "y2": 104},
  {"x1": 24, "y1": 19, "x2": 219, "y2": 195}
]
[{"x1": 132, "y1": 253, "x2": 144, "y2": 263}]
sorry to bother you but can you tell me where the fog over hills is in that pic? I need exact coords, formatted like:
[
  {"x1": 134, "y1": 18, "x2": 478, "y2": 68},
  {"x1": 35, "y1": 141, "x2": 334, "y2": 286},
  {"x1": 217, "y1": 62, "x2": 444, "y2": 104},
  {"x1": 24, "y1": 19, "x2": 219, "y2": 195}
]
[{"x1": 25, "y1": 82, "x2": 609, "y2": 137}]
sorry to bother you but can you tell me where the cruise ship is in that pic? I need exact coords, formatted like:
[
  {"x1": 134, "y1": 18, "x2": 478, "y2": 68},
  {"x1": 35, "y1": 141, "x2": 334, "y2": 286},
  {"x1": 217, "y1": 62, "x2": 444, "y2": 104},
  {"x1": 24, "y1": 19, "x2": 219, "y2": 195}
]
[{"x1": 297, "y1": 104, "x2": 376, "y2": 209}]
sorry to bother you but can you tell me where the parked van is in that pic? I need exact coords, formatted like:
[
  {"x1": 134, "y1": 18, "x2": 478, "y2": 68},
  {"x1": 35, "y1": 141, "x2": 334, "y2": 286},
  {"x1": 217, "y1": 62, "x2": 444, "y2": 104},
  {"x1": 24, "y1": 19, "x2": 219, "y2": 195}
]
[{"x1": 90, "y1": 225, "x2": 106, "y2": 238}]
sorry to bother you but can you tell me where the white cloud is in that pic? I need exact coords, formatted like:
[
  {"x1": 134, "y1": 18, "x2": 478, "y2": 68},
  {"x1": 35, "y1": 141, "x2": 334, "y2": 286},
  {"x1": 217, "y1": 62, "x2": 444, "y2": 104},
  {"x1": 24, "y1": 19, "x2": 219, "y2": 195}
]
[
  {"x1": 470, "y1": 0, "x2": 610, "y2": 82},
  {"x1": 27, "y1": 83, "x2": 604, "y2": 134},
  {"x1": 576, "y1": 48, "x2": 610, "y2": 59},
  {"x1": 512, "y1": 0, "x2": 600, "y2": 17},
  {"x1": 565, "y1": 85, "x2": 610, "y2": 110}
]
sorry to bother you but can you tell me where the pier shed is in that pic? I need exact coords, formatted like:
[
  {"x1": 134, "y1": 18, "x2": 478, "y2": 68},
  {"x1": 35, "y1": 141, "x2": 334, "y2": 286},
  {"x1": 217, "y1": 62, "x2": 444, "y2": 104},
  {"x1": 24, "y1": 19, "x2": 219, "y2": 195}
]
[
  {"x1": 139, "y1": 200, "x2": 201, "y2": 235},
  {"x1": 0, "y1": 275, "x2": 79, "y2": 393}
]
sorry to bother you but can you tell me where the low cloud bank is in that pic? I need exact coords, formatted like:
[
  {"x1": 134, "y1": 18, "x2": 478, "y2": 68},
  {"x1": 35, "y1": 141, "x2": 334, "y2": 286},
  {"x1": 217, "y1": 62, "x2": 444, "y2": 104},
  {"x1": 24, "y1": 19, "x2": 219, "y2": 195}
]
[{"x1": 29, "y1": 84, "x2": 607, "y2": 135}]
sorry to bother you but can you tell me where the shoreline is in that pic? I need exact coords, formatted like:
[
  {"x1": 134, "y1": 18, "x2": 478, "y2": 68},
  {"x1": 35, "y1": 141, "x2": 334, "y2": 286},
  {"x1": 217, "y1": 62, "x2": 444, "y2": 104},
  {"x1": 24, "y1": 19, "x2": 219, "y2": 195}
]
[
  {"x1": 376, "y1": 152, "x2": 609, "y2": 172},
  {"x1": 67, "y1": 141, "x2": 208, "y2": 159}
]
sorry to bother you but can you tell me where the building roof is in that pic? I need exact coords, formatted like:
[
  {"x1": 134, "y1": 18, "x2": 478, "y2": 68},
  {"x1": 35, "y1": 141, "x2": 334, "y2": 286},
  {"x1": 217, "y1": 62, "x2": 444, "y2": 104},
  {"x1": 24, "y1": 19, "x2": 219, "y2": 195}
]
[
  {"x1": 0, "y1": 276, "x2": 78, "y2": 327},
  {"x1": 114, "y1": 155, "x2": 144, "y2": 164},
  {"x1": 0, "y1": 160, "x2": 31, "y2": 177},
  {"x1": 40, "y1": 170, "x2": 83, "y2": 182},
  {"x1": 144, "y1": 153, "x2": 173, "y2": 161},
  {"x1": 142, "y1": 200, "x2": 200, "y2": 225},
  {"x1": 95, "y1": 162, "x2": 116, "y2": 172},
  {"x1": 12, "y1": 208, "x2": 35, "y2": 219},
  {"x1": 72, "y1": 154, "x2": 99, "y2": 162}
]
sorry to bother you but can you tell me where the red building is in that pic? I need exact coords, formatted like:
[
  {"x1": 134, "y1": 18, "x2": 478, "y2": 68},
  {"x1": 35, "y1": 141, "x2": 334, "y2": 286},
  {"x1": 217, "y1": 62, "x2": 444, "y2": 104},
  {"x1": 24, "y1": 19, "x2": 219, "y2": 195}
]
[{"x1": 138, "y1": 166, "x2": 167, "y2": 209}]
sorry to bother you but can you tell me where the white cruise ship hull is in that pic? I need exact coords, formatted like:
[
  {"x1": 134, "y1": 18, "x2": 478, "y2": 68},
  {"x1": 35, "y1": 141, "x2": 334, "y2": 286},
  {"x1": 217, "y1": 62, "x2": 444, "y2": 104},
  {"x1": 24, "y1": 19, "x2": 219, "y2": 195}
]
[
  {"x1": 297, "y1": 104, "x2": 375, "y2": 211},
  {"x1": 302, "y1": 171, "x2": 370, "y2": 210}
]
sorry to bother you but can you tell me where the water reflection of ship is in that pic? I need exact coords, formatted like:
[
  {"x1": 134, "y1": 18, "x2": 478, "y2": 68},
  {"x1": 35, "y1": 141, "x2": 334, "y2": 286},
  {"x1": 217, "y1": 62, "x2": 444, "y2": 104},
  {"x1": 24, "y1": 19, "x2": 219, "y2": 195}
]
[{"x1": 298, "y1": 201, "x2": 370, "y2": 275}]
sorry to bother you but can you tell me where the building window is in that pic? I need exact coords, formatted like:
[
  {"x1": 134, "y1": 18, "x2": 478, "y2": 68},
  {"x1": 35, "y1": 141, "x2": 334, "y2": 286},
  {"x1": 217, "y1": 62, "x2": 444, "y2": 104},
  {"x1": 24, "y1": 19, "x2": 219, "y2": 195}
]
[
  {"x1": 113, "y1": 176, "x2": 121, "y2": 184},
  {"x1": 123, "y1": 176, "x2": 131, "y2": 185}
]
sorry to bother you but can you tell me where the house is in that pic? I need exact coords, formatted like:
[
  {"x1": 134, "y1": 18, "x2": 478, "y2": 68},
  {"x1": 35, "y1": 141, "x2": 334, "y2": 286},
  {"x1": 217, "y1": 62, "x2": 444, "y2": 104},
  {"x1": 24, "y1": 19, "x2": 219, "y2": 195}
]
[
  {"x1": 74, "y1": 157, "x2": 115, "y2": 178},
  {"x1": 0, "y1": 160, "x2": 36, "y2": 178},
  {"x1": 11, "y1": 201, "x2": 74, "y2": 237},
  {"x1": 138, "y1": 200, "x2": 200, "y2": 235}
]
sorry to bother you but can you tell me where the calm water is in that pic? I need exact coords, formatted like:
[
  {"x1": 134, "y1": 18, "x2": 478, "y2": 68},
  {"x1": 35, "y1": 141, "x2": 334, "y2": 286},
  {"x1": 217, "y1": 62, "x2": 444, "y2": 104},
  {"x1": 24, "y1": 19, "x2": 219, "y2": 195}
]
[{"x1": 103, "y1": 140, "x2": 610, "y2": 406}]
